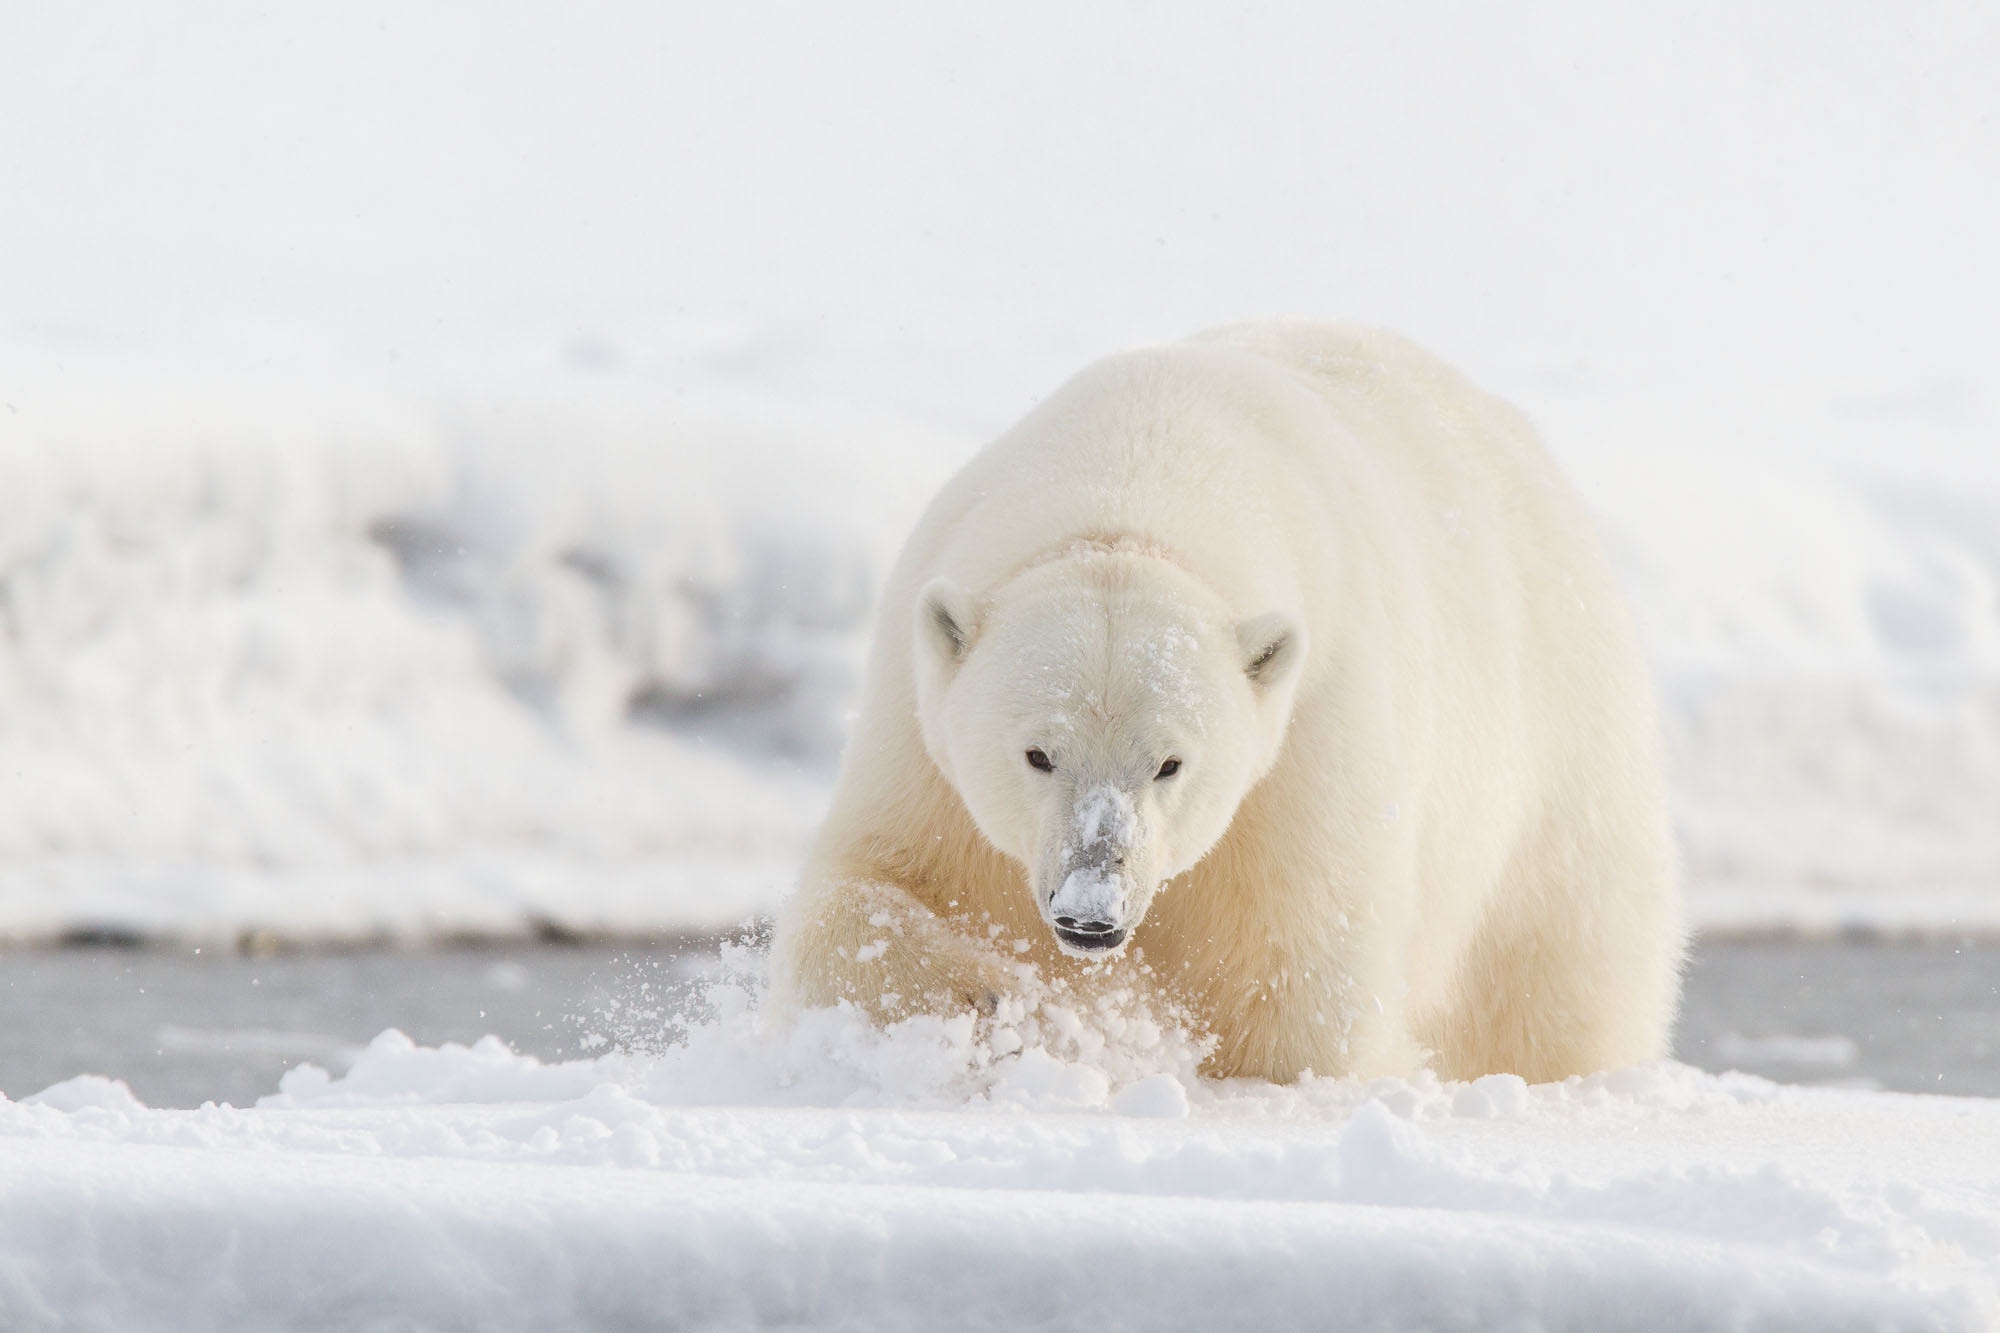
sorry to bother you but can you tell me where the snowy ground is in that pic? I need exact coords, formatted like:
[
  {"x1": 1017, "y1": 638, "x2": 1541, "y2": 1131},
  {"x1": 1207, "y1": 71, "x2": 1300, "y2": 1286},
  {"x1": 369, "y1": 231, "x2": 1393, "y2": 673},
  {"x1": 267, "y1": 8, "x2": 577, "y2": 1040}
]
[{"x1": 5, "y1": 968, "x2": 1998, "y2": 1330}]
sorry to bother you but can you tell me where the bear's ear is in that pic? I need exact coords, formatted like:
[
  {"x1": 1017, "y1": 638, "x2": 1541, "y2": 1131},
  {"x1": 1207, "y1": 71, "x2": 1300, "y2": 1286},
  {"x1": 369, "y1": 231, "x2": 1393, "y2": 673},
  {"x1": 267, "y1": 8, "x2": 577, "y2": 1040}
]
[
  {"x1": 1236, "y1": 611, "x2": 1304, "y2": 691},
  {"x1": 917, "y1": 577, "x2": 978, "y2": 671}
]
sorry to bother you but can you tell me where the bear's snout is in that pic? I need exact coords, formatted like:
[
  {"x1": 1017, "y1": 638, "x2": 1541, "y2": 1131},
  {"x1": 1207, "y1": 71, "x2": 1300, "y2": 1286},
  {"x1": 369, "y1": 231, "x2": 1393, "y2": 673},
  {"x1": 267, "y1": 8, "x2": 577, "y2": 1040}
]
[
  {"x1": 1047, "y1": 858, "x2": 1134, "y2": 955},
  {"x1": 1041, "y1": 782, "x2": 1148, "y2": 957}
]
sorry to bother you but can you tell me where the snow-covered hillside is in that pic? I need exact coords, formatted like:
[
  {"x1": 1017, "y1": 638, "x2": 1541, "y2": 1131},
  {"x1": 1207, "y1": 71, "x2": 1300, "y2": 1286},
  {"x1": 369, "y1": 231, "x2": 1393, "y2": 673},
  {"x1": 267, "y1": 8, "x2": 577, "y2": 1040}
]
[{"x1": 0, "y1": 349, "x2": 951, "y2": 941}]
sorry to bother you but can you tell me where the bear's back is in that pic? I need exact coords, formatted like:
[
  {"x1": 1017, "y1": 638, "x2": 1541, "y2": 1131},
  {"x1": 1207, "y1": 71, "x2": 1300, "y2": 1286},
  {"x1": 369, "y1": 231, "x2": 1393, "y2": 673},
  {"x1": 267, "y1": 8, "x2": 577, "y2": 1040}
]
[
  {"x1": 906, "y1": 327, "x2": 1368, "y2": 620},
  {"x1": 902, "y1": 320, "x2": 1590, "y2": 659}
]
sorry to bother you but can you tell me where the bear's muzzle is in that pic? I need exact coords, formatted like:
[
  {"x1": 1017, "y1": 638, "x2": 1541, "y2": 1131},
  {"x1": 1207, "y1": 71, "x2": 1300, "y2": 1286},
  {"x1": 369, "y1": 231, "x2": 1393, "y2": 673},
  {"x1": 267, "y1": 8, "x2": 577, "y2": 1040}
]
[{"x1": 1048, "y1": 861, "x2": 1130, "y2": 954}]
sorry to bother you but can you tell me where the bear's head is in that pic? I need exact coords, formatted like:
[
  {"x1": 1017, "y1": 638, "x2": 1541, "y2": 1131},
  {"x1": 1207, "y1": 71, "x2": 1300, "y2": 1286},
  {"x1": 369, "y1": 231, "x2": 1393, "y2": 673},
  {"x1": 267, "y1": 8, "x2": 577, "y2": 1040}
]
[{"x1": 914, "y1": 551, "x2": 1305, "y2": 958}]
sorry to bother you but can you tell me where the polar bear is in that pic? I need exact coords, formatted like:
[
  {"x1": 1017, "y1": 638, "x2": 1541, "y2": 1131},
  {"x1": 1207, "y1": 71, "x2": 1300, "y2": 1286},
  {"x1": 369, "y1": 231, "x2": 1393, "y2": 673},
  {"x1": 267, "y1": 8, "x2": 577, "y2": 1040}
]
[{"x1": 771, "y1": 321, "x2": 1683, "y2": 1083}]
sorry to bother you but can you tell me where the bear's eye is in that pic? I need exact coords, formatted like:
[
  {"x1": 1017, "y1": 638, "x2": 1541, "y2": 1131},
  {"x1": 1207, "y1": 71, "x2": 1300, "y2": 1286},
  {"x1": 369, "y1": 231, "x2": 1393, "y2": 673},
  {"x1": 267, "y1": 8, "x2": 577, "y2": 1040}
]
[
  {"x1": 1025, "y1": 748, "x2": 1054, "y2": 773},
  {"x1": 1155, "y1": 757, "x2": 1182, "y2": 780}
]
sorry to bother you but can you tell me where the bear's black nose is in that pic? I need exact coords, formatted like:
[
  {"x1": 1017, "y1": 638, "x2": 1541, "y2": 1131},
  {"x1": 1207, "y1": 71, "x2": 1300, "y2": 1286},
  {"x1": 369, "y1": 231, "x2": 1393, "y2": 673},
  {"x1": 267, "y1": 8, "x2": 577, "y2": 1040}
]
[{"x1": 1053, "y1": 917, "x2": 1127, "y2": 952}]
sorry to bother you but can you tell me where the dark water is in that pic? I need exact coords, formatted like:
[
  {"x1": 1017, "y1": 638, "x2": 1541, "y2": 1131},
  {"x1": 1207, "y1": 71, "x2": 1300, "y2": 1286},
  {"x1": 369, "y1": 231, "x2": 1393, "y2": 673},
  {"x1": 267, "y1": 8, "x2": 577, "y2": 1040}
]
[
  {"x1": 1, "y1": 937, "x2": 1996, "y2": 1108},
  {"x1": 0, "y1": 942, "x2": 720, "y2": 1109},
  {"x1": 1675, "y1": 938, "x2": 2000, "y2": 1097}
]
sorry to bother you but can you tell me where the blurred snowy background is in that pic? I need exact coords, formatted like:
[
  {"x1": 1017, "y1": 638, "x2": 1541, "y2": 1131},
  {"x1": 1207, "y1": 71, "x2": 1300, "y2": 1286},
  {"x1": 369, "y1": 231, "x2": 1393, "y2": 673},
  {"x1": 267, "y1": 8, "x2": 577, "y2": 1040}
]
[{"x1": 2, "y1": 2, "x2": 1995, "y2": 943}]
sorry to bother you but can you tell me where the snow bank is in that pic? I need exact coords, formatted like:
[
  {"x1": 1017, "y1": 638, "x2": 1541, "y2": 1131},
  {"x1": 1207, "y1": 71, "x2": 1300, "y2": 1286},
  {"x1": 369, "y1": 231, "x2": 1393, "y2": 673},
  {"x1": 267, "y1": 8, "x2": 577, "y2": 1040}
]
[
  {"x1": 1536, "y1": 390, "x2": 2000, "y2": 919},
  {"x1": 2, "y1": 977, "x2": 1994, "y2": 1330},
  {"x1": 0, "y1": 345, "x2": 960, "y2": 943}
]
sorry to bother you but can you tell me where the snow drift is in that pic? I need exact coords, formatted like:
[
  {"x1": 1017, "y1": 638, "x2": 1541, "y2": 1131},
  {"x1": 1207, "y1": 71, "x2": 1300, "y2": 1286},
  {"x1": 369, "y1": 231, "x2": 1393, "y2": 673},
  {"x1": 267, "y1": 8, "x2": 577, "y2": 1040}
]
[{"x1": 0, "y1": 346, "x2": 952, "y2": 941}]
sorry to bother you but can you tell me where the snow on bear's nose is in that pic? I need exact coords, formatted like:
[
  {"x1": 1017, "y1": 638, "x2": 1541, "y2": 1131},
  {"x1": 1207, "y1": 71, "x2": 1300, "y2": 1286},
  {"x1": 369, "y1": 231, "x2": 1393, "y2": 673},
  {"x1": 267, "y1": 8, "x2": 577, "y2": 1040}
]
[
  {"x1": 1048, "y1": 785, "x2": 1138, "y2": 953},
  {"x1": 1052, "y1": 862, "x2": 1122, "y2": 923}
]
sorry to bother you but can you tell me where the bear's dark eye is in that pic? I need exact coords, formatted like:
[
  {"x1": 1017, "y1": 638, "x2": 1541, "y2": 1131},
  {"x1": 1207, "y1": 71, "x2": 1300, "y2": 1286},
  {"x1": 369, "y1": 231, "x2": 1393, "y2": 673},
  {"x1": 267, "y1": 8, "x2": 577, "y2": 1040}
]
[
  {"x1": 1155, "y1": 757, "x2": 1182, "y2": 780},
  {"x1": 1025, "y1": 748, "x2": 1054, "y2": 772}
]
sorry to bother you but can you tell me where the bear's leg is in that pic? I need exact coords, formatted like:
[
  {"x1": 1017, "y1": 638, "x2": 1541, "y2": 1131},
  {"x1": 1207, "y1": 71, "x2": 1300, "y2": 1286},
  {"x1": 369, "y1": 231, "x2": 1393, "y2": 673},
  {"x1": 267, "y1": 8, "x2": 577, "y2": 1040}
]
[
  {"x1": 1430, "y1": 848, "x2": 1684, "y2": 1083},
  {"x1": 1171, "y1": 885, "x2": 1431, "y2": 1083},
  {"x1": 770, "y1": 873, "x2": 1025, "y2": 1023},
  {"x1": 1203, "y1": 965, "x2": 1430, "y2": 1084}
]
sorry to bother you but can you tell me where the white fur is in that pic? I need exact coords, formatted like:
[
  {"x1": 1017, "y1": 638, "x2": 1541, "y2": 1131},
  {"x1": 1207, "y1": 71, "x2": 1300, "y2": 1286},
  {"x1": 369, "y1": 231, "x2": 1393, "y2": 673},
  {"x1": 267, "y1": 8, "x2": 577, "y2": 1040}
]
[{"x1": 772, "y1": 321, "x2": 1684, "y2": 1083}]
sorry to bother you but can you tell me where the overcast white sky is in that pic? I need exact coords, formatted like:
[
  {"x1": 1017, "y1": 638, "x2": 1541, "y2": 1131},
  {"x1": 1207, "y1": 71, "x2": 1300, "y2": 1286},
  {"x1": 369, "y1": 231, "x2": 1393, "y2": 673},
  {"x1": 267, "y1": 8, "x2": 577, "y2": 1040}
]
[{"x1": 4, "y1": 2, "x2": 1996, "y2": 420}]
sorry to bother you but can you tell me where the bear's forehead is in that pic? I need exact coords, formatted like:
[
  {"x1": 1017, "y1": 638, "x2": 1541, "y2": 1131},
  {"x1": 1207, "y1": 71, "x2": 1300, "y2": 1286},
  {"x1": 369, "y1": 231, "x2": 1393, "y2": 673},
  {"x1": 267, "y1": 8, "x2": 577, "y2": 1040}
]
[
  {"x1": 999, "y1": 622, "x2": 1214, "y2": 730},
  {"x1": 1118, "y1": 624, "x2": 1205, "y2": 698}
]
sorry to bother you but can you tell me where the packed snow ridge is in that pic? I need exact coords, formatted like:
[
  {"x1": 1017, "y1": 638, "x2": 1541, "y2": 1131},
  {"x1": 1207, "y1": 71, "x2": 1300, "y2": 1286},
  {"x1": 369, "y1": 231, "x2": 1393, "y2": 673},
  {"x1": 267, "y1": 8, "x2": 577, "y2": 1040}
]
[{"x1": 2, "y1": 960, "x2": 1995, "y2": 1329}]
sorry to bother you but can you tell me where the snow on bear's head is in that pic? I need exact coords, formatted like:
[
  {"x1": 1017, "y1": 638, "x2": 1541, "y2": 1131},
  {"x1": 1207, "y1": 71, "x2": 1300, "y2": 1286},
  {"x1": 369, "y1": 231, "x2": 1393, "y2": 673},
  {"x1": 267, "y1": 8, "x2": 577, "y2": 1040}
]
[{"x1": 914, "y1": 550, "x2": 1305, "y2": 959}]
